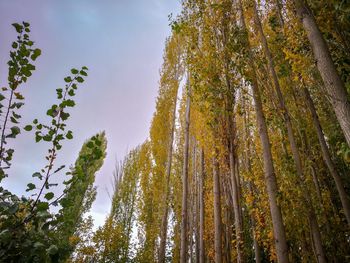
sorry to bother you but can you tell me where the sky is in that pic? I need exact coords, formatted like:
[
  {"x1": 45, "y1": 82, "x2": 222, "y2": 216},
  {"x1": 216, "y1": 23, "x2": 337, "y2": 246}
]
[{"x1": 0, "y1": 0, "x2": 181, "y2": 227}]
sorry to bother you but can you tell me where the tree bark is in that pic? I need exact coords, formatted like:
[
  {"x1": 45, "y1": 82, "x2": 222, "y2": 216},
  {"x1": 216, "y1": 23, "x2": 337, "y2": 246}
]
[
  {"x1": 251, "y1": 2, "x2": 326, "y2": 262},
  {"x1": 180, "y1": 78, "x2": 191, "y2": 263},
  {"x1": 199, "y1": 149, "x2": 205, "y2": 263},
  {"x1": 192, "y1": 140, "x2": 200, "y2": 263},
  {"x1": 213, "y1": 154, "x2": 223, "y2": 263},
  {"x1": 229, "y1": 136, "x2": 244, "y2": 263},
  {"x1": 294, "y1": 0, "x2": 350, "y2": 147},
  {"x1": 242, "y1": 90, "x2": 262, "y2": 263},
  {"x1": 158, "y1": 85, "x2": 179, "y2": 263},
  {"x1": 303, "y1": 86, "x2": 350, "y2": 227},
  {"x1": 237, "y1": 1, "x2": 289, "y2": 262}
]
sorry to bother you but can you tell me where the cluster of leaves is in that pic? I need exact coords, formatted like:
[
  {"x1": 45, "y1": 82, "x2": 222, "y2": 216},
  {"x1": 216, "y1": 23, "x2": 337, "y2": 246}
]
[
  {"x1": 0, "y1": 22, "x2": 106, "y2": 262},
  {"x1": 0, "y1": 22, "x2": 41, "y2": 180}
]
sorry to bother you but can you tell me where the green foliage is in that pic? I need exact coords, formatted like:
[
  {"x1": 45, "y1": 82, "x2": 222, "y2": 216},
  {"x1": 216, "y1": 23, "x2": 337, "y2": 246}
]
[
  {"x1": 55, "y1": 132, "x2": 107, "y2": 261},
  {"x1": 0, "y1": 22, "x2": 105, "y2": 263},
  {"x1": 0, "y1": 21, "x2": 42, "y2": 180}
]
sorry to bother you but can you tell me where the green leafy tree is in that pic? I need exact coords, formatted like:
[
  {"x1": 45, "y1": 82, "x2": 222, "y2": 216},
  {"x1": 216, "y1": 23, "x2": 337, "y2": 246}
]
[
  {"x1": 55, "y1": 132, "x2": 107, "y2": 261},
  {"x1": 0, "y1": 22, "x2": 100, "y2": 263}
]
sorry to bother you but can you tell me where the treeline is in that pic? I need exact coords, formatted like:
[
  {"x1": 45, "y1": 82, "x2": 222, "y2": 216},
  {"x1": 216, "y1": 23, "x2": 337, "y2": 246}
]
[
  {"x1": 74, "y1": 0, "x2": 350, "y2": 262},
  {"x1": 1, "y1": 0, "x2": 350, "y2": 262}
]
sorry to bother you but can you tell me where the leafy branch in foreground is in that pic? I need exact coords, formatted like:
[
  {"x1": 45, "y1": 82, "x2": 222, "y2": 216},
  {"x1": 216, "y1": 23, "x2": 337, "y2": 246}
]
[
  {"x1": 26, "y1": 66, "x2": 88, "y2": 216},
  {"x1": 0, "y1": 22, "x2": 41, "y2": 180},
  {"x1": 0, "y1": 22, "x2": 105, "y2": 263}
]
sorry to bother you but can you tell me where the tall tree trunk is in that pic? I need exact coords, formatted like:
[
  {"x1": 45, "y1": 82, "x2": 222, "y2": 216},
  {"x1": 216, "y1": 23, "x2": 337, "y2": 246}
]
[
  {"x1": 213, "y1": 153, "x2": 223, "y2": 263},
  {"x1": 158, "y1": 86, "x2": 179, "y2": 263},
  {"x1": 251, "y1": 2, "x2": 327, "y2": 262},
  {"x1": 242, "y1": 89, "x2": 262, "y2": 263},
  {"x1": 237, "y1": 1, "x2": 289, "y2": 262},
  {"x1": 189, "y1": 138, "x2": 196, "y2": 263},
  {"x1": 294, "y1": 0, "x2": 350, "y2": 147},
  {"x1": 303, "y1": 86, "x2": 350, "y2": 227},
  {"x1": 180, "y1": 78, "x2": 191, "y2": 263},
  {"x1": 229, "y1": 136, "x2": 244, "y2": 263},
  {"x1": 199, "y1": 148, "x2": 205, "y2": 263},
  {"x1": 192, "y1": 141, "x2": 200, "y2": 263}
]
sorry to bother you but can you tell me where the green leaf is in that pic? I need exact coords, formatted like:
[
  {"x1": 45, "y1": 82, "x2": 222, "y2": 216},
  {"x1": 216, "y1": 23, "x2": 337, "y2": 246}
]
[
  {"x1": 60, "y1": 112, "x2": 70, "y2": 121},
  {"x1": 44, "y1": 192, "x2": 54, "y2": 200},
  {"x1": 10, "y1": 126, "x2": 20, "y2": 136},
  {"x1": 24, "y1": 125, "x2": 32, "y2": 131},
  {"x1": 12, "y1": 23, "x2": 22, "y2": 33},
  {"x1": 65, "y1": 99, "x2": 75, "y2": 107},
  {"x1": 43, "y1": 135, "x2": 52, "y2": 142},
  {"x1": 26, "y1": 183, "x2": 35, "y2": 191},
  {"x1": 64, "y1": 76, "x2": 72, "y2": 83},
  {"x1": 12, "y1": 42, "x2": 18, "y2": 49},
  {"x1": 37, "y1": 201, "x2": 49, "y2": 211},
  {"x1": 71, "y1": 68, "x2": 79, "y2": 74},
  {"x1": 12, "y1": 112, "x2": 21, "y2": 119},
  {"x1": 14, "y1": 92, "x2": 24, "y2": 100},
  {"x1": 56, "y1": 88, "x2": 63, "y2": 99},
  {"x1": 30, "y1": 48, "x2": 41, "y2": 61},
  {"x1": 35, "y1": 134, "x2": 42, "y2": 142},
  {"x1": 82, "y1": 66, "x2": 88, "y2": 70},
  {"x1": 0, "y1": 94, "x2": 5, "y2": 101},
  {"x1": 80, "y1": 70, "x2": 87, "y2": 76},
  {"x1": 76, "y1": 76, "x2": 84, "y2": 83},
  {"x1": 66, "y1": 130, "x2": 73, "y2": 140},
  {"x1": 68, "y1": 89, "x2": 75, "y2": 96},
  {"x1": 10, "y1": 116, "x2": 19, "y2": 124},
  {"x1": 32, "y1": 172, "x2": 42, "y2": 178}
]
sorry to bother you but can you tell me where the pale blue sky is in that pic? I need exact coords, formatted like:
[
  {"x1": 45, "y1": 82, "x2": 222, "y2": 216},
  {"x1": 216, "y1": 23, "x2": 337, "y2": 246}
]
[{"x1": 0, "y1": 0, "x2": 181, "y2": 227}]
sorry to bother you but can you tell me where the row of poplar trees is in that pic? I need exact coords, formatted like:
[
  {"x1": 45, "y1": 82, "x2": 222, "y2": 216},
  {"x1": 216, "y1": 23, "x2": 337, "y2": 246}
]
[{"x1": 74, "y1": 0, "x2": 350, "y2": 262}]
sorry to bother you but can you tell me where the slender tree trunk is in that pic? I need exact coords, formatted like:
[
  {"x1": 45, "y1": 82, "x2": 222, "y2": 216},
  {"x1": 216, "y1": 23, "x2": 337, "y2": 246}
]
[
  {"x1": 180, "y1": 78, "x2": 191, "y2": 263},
  {"x1": 224, "y1": 187, "x2": 233, "y2": 263},
  {"x1": 251, "y1": 2, "x2": 326, "y2": 262},
  {"x1": 158, "y1": 86, "x2": 179, "y2": 263},
  {"x1": 310, "y1": 163, "x2": 323, "y2": 203},
  {"x1": 237, "y1": 1, "x2": 289, "y2": 262},
  {"x1": 303, "y1": 86, "x2": 350, "y2": 227},
  {"x1": 248, "y1": 183, "x2": 262, "y2": 263},
  {"x1": 189, "y1": 138, "x2": 196, "y2": 263},
  {"x1": 192, "y1": 141, "x2": 200, "y2": 263},
  {"x1": 213, "y1": 154, "x2": 223, "y2": 263},
  {"x1": 242, "y1": 90, "x2": 262, "y2": 263},
  {"x1": 229, "y1": 137, "x2": 244, "y2": 263},
  {"x1": 199, "y1": 149, "x2": 205, "y2": 263},
  {"x1": 294, "y1": 0, "x2": 350, "y2": 147}
]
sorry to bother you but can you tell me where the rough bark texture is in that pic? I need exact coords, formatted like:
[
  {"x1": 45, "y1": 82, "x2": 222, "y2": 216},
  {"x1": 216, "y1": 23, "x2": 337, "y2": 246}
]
[
  {"x1": 180, "y1": 80, "x2": 191, "y2": 263},
  {"x1": 303, "y1": 86, "x2": 350, "y2": 227},
  {"x1": 242, "y1": 90, "x2": 262, "y2": 263},
  {"x1": 213, "y1": 155, "x2": 223, "y2": 263},
  {"x1": 252, "y1": 2, "x2": 326, "y2": 261},
  {"x1": 295, "y1": 0, "x2": 350, "y2": 147},
  {"x1": 237, "y1": 1, "x2": 289, "y2": 262},
  {"x1": 229, "y1": 138, "x2": 244, "y2": 263},
  {"x1": 199, "y1": 149, "x2": 205, "y2": 263},
  {"x1": 158, "y1": 86, "x2": 179, "y2": 263}
]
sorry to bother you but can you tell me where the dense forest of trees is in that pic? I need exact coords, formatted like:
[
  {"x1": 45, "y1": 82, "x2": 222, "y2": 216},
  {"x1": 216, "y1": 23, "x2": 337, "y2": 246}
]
[{"x1": 1, "y1": 0, "x2": 350, "y2": 262}]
